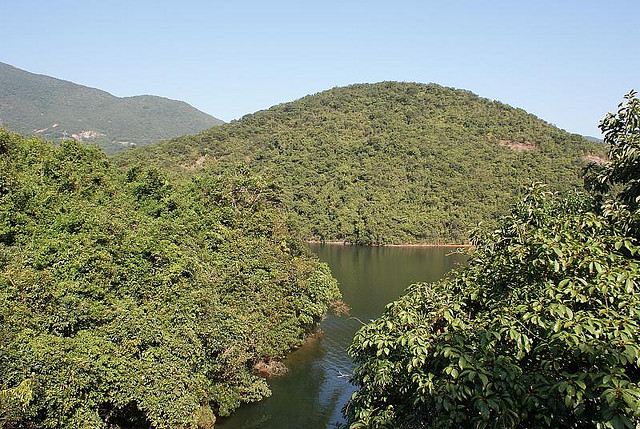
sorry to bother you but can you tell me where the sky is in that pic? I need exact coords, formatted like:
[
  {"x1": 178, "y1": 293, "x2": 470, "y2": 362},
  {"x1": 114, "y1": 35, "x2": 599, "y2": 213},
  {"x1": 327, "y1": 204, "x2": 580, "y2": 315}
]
[{"x1": 1, "y1": 0, "x2": 638, "y2": 136}]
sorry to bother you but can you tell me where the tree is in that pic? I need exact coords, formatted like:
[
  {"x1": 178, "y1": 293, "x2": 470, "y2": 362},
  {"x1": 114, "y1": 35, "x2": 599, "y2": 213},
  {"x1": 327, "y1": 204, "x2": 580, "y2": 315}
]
[
  {"x1": 0, "y1": 130, "x2": 340, "y2": 428},
  {"x1": 593, "y1": 91, "x2": 640, "y2": 207},
  {"x1": 346, "y1": 93, "x2": 640, "y2": 428}
]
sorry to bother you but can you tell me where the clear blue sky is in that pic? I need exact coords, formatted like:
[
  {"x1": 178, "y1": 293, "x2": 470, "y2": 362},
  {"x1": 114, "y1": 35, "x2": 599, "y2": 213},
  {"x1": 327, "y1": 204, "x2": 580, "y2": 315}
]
[{"x1": 1, "y1": 0, "x2": 638, "y2": 136}]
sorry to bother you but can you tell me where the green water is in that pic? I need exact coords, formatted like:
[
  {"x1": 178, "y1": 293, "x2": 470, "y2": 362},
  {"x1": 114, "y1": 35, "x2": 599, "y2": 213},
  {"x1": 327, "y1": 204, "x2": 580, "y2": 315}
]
[{"x1": 217, "y1": 245, "x2": 467, "y2": 429}]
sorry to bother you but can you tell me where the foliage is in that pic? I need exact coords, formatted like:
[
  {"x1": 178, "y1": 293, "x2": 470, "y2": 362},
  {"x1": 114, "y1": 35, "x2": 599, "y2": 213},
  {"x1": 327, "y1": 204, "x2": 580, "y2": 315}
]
[
  {"x1": 587, "y1": 91, "x2": 640, "y2": 214},
  {"x1": 0, "y1": 130, "x2": 340, "y2": 428},
  {"x1": 346, "y1": 93, "x2": 640, "y2": 428},
  {"x1": 0, "y1": 62, "x2": 223, "y2": 153},
  {"x1": 0, "y1": 379, "x2": 34, "y2": 427},
  {"x1": 117, "y1": 82, "x2": 604, "y2": 244}
]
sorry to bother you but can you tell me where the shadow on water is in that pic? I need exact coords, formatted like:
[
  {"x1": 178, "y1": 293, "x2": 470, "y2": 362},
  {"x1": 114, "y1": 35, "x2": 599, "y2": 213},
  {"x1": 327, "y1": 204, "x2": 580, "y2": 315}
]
[{"x1": 217, "y1": 245, "x2": 468, "y2": 429}]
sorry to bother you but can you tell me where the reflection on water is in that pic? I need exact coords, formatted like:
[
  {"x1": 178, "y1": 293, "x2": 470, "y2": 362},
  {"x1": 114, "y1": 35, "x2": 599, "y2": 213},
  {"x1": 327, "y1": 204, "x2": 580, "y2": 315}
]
[{"x1": 217, "y1": 245, "x2": 468, "y2": 429}]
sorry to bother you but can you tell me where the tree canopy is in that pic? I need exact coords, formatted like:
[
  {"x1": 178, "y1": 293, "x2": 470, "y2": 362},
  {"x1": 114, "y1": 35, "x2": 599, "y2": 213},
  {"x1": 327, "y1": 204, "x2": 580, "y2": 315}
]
[
  {"x1": 0, "y1": 130, "x2": 340, "y2": 428},
  {"x1": 117, "y1": 82, "x2": 604, "y2": 245},
  {"x1": 346, "y1": 92, "x2": 640, "y2": 428}
]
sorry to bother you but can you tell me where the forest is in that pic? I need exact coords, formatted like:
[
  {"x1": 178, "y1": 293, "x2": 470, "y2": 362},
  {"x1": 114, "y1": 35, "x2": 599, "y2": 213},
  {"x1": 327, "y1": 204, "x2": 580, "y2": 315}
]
[
  {"x1": 346, "y1": 92, "x2": 640, "y2": 428},
  {"x1": 117, "y1": 82, "x2": 604, "y2": 244},
  {"x1": 1, "y1": 84, "x2": 638, "y2": 429},
  {"x1": 0, "y1": 130, "x2": 340, "y2": 428}
]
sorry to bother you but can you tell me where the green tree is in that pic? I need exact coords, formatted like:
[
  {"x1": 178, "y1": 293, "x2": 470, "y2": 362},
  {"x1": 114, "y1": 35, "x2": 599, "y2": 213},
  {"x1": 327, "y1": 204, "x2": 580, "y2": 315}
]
[
  {"x1": 593, "y1": 90, "x2": 640, "y2": 207},
  {"x1": 0, "y1": 131, "x2": 340, "y2": 428},
  {"x1": 346, "y1": 93, "x2": 640, "y2": 428}
]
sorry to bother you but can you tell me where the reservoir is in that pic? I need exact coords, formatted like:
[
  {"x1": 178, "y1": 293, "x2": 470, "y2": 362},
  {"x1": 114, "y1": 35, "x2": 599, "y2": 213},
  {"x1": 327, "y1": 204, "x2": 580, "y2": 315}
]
[{"x1": 217, "y1": 245, "x2": 468, "y2": 429}]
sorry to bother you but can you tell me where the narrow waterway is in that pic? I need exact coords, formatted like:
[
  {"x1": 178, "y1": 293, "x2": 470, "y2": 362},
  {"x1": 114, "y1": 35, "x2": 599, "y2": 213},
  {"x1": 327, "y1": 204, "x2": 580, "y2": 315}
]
[{"x1": 217, "y1": 245, "x2": 468, "y2": 429}]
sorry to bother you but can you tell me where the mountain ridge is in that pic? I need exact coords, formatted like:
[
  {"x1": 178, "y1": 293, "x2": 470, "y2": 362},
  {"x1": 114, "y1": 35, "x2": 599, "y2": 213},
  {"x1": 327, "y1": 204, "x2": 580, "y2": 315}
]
[{"x1": 0, "y1": 61, "x2": 223, "y2": 153}]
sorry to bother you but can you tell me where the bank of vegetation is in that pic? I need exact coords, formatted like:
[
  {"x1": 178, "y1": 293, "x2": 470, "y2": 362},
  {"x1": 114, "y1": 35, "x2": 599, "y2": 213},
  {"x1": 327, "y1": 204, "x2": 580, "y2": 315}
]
[
  {"x1": 347, "y1": 93, "x2": 640, "y2": 428},
  {"x1": 118, "y1": 82, "x2": 604, "y2": 245},
  {"x1": 0, "y1": 82, "x2": 629, "y2": 429},
  {"x1": 0, "y1": 130, "x2": 340, "y2": 428}
]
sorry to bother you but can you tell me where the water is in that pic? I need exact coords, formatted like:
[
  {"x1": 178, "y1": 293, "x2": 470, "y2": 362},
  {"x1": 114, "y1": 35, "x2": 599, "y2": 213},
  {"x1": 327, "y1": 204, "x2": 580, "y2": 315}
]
[{"x1": 217, "y1": 245, "x2": 468, "y2": 429}]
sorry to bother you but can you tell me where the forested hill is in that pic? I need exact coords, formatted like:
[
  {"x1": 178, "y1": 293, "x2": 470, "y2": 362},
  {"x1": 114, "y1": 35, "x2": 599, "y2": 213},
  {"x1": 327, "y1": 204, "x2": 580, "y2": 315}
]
[
  {"x1": 0, "y1": 129, "x2": 340, "y2": 427},
  {"x1": 0, "y1": 62, "x2": 223, "y2": 153},
  {"x1": 118, "y1": 82, "x2": 605, "y2": 244}
]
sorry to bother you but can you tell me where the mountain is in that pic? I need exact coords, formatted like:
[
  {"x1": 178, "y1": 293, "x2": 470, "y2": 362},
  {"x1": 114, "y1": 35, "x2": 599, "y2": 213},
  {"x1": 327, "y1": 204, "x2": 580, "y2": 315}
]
[
  {"x1": 117, "y1": 82, "x2": 605, "y2": 244},
  {"x1": 584, "y1": 135, "x2": 604, "y2": 144},
  {"x1": 0, "y1": 62, "x2": 223, "y2": 153}
]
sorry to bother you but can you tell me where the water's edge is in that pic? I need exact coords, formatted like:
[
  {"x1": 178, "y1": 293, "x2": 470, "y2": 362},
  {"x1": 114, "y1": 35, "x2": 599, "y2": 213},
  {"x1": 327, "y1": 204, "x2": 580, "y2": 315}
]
[{"x1": 217, "y1": 245, "x2": 467, "y2": 429}]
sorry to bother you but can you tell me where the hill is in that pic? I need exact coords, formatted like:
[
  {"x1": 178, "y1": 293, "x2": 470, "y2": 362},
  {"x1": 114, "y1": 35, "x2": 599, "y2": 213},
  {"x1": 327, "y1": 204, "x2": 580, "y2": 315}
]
[
  {"x1": 118, "y1": 82, "x2": 605, "y2": 244},
  {"x1": 584, "y1": 135, "x2": 605, "y2": 144},
  {"x1": 0, "y1": 62, "x2": 223, "y2": 153}
]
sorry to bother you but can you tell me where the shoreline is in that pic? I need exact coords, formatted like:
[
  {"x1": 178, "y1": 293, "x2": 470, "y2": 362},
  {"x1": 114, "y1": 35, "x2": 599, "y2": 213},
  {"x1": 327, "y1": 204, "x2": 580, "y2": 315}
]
[{"x1": 306, "y1": 240, "x2": 472, "y2": 248}]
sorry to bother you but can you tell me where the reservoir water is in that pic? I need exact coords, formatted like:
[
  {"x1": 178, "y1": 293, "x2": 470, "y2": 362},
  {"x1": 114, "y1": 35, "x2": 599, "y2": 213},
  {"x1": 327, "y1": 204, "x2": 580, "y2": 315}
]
[{"x1": 217, "y1": 245, "x2": 468, "y2": 429}]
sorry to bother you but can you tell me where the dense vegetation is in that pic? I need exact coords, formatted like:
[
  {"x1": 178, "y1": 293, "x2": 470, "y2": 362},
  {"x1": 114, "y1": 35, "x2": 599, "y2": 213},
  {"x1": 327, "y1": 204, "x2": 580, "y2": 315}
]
[
  {"x1": 118, "y1": 82, "x2": 604, "y2": 244},
  {"x1": 346, "y1": 93, "x2": 640, "y2": 428},
  {"x1": 0, "y1": 62, "x2": 223, "y2": 153},
  {"x1": 0, "y1": 130, "x2": 340, "y2": 428}
]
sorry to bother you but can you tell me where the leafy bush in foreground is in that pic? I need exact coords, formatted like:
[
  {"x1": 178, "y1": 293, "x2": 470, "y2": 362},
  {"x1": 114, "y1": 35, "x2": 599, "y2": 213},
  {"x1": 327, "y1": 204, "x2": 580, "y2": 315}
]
[
  {"x1": 0, "y1": 130, "x2": 340, "y2": 428},
  {"x1": 347, "y1": 93, "x2": 640, "y2": 428}
]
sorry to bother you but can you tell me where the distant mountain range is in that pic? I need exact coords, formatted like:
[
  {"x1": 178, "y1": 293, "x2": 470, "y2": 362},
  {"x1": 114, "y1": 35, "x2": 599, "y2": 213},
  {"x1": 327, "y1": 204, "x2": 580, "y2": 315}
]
[
  {"x1": 583, "y1": 135, "x2": 604, "y2": 144},
  {"x1": 0, "y1": 62, "x2": 223, "y2": 153},
  {"x1": 117, "y1": 82, "x2": 606, "y2": 244}
]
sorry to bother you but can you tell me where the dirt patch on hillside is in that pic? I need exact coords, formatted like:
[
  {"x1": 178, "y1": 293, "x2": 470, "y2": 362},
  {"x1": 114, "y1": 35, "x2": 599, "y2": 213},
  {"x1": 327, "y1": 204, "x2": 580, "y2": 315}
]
[
  {"x1": 499, "y1": 139, "x2": 537, "y2": 152},
  {"x1": 72, "y1": 130, "x2": 103, "y2": 141},
  {"x1": 583, "y1": 154, "x2": 608, "y2": 164},
  {"x1": 183, "y1": 155, "x2": 207, "y2": 170}
]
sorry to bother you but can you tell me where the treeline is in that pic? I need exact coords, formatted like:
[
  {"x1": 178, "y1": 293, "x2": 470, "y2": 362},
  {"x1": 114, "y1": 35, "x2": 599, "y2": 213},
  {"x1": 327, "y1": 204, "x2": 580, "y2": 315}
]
[
  {"x1": 117, "y1": 82, "x2": 604, "y2": 244},
  {"x1": 0, "y1": 130, "x2": 340, "y2": 428},
  {"x1": 346, "y1": 93, "x2": 640, "y2": 428}
]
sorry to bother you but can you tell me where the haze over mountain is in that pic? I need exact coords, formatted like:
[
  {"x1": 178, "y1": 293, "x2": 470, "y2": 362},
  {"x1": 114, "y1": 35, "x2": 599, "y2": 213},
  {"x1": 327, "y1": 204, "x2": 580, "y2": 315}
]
[
  {"x1": 0, "y1": 62, "x2": 223, "y2": 153},
  {"x1": 118, "y1": 82, "x2": 605, "y2": 244}
]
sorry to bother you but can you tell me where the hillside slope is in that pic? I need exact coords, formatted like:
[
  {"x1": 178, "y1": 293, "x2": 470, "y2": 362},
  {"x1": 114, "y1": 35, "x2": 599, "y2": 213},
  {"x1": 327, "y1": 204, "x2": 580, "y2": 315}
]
[
  {"x1": 0, "y1": 62, "x2": 223, "y2": 153},
  {"x1": 119, "y1": 82, "x2": 604, "y2": 244}
]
